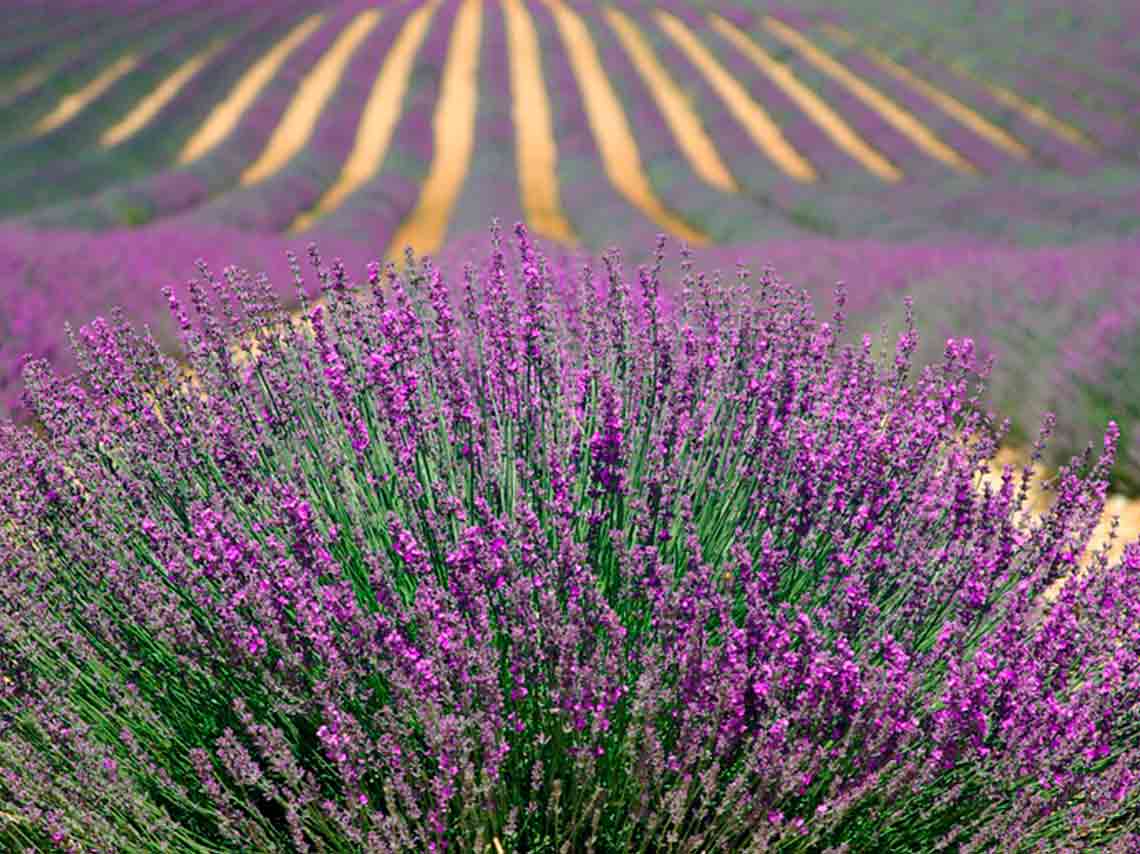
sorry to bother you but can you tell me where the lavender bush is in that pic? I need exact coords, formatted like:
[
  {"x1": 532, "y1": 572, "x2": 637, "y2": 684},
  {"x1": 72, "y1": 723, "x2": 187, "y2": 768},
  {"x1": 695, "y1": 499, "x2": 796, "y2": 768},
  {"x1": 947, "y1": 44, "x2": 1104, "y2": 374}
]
[{"x1": 3, "y1": 225, "x2": 1140, "y2": 851}]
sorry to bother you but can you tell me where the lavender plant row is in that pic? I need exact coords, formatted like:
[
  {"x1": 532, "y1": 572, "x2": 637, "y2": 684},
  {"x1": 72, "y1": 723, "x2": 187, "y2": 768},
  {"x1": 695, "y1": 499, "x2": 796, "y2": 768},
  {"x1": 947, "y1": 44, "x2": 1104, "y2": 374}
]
[
  {"x1": 175, "y1": 0, "x2": 409, "y2": 235},
  {"x1": 3, "y1": 226, "x2": 1140, "y2": 851},
  {"x1": 10, "y1": 0, "x2": 322, "y2": 228},
  {"x1": 0, "y1": 1, "x2": 159, "y2": 91},
  {"x1": 0, "y1": 0, "x2": 205, "y2": 144},
  {"x1": 577, "y1": 0, "x2": 799, "y2": 244},
  {"x1": 0, "y1": 0, "x2": 253, "y2": 188},
  {"x1": 817, "y1": 36, "x2": 1100, "y2": 172},
  {"x1": 4, "y1": 223, "x2": 1140, "y2": 488},
  {"x1": 769, "y1": 0, "x2": 1140, "y2": 153},
  {"x1": 5, "y1": 0, "x2": 1138, "y2": 246},
  {"x1": 303, "y1": 0, "x2": 464, "y2": 247},
  {"x1": 527, "y1": 0, "x2": 662, "y2": 252}
]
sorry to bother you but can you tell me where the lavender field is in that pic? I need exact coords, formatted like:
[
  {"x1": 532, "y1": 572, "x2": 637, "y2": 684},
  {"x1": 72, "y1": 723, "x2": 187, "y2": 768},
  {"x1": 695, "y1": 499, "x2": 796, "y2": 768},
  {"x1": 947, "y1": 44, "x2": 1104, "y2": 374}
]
[
  {"x1": 2, "y1": 1, "x2": 1140, "y2": 850},
  {"x1": 1, "y1": 0, "x2": 1138, "y2": 477}
]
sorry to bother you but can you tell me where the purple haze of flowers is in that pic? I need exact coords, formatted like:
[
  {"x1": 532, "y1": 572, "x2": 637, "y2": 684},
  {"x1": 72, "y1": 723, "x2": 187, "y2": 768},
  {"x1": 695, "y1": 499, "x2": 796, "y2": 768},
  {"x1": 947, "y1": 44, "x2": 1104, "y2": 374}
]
[
  {"x1": 16, "y1": 0, "x2": 324, "y2": 229},
  {"x1": 4, "y1": 223, "x2": 1140, "y2": 489},
  {"x1": 2, "y1": 224, "x2": 1140, "y2": 851}
]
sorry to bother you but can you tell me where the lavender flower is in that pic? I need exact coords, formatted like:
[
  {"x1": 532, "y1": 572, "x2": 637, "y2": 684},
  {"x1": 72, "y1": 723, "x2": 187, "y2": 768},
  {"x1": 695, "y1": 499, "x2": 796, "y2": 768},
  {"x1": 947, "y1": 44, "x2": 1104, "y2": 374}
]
[{"x1": 2, "y1": 225, "x2": 1140, "y2": 851}]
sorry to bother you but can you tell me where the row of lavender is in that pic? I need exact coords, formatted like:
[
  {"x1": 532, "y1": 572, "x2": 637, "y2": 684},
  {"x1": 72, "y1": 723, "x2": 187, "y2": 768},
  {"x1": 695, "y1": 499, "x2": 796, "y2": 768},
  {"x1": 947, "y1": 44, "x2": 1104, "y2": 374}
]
[
  {"x1": 1, "y1": 0, "x2": 1138, "y2": 478},
  {"x1": 0, "y1": 0, "x2": 329, "y2": 218},
  {"x1": 783, "y1": 0, "x2": 1140, "y2": 138},
  {"x1": 3, "y1": 224, "x2": 1140, "y2": 489},
  {"x1": 3, "y1": 227, "x2": 1139, "y2": 849},
  {"x1": 2, "y1": 0, "x2": 1136, "y2": 246}
]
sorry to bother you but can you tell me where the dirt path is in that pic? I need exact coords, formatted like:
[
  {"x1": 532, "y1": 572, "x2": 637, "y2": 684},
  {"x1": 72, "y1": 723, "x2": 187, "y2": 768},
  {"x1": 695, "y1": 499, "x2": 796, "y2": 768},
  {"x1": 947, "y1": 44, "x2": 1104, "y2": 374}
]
[
  {"x1": 33, "y1": 54, "x2": 139, "y2": 136},
  {"x1": 540, "y1": 0, "x2": 709, "y2": 245},
  {"x1": 386, "y1": 0, "x2": 483, "y2": 262},
  {"x1": 503, "y1": 0, "x2": 579, "y2": 243},
  {"x1": 821, "y1": 24, "x2": 1030, "y2": 161},
  {"x1": 657, "y1": 10, "x2": 818, "y2": 182},
  {"x1": 101, "y1": 40, "x2": 228, "y2": 148},
  {"x1": 240, "y1": 11, "x2": 381, "y2": 187},
  {"x1": 289, "y1": 1, "x2": 441, "y2": 235},
  {"x1": 764, "y1": 16, "x2": 976, "y2": 174},
  {"x1": 711, "y1": 14, "x2": 901, "y2": 182}
]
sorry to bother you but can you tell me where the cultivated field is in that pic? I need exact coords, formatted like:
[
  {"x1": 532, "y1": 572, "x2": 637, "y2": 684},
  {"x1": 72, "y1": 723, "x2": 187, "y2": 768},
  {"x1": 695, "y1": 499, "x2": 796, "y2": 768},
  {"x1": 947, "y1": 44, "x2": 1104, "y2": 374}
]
[
  {"x1": 1, "y1": 0, "x2": 1137, "y2": 479},
  {"x1": 2, "y1": 3, "x2": 1140, "y2": 850}
]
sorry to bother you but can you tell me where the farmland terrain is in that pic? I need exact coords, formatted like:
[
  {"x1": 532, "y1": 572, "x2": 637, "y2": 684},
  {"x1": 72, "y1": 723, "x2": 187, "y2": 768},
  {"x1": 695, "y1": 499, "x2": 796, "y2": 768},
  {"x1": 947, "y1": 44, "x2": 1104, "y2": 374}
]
[{"x1": 0, "y1": 0, "x2": 1137, "y2": 481}]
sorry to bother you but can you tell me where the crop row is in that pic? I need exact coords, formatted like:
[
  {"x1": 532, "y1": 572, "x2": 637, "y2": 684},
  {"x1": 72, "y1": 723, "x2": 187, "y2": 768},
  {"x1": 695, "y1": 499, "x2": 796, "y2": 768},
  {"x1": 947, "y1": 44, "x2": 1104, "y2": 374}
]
[
  {"x1": 3, "y1": 221, "x2": 1140, "y2": 489},
  {"x1": 1, "y1": 0, "x2": 1133, "y2": 255}
]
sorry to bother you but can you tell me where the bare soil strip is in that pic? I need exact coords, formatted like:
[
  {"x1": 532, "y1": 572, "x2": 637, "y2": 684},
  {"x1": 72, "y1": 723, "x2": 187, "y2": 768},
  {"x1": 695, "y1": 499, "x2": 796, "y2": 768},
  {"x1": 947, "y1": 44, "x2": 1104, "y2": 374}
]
[
  {"x1": 763, "y1": 16, "x2": 977, "y2": 175},
  {"x1": 820, "y1": 24, "x2": 1030, "y2": 161},
  {"x1": 501, "y1": 0, "x2": 578, "y2": 244},
  {"x1": 710, "y1": 15, "x2": 901, "y2": 182},
  {"x1": 290, "y1": 2, "x2": 441, "y2": 234},
  {"x1": 240, "y1": 10, "x2": 382, "y2": 186},
  {"x1": 604, "y1": 7, "x2": 739, "y2": 194},
  {"x1": 101, "y1": 40, "x2": 229, "y2": 148},
  {"x1": 656, "y1": 11, "x2": 817, "y2": 183},
  {"x1": 32, "y1": 54, "x2": 139, "y2": 135},
  {"x1": 178, "y1": 14, "x2": 324, "y2": 165},
  {"x1": 960, "y1": 70, "x2": 1096, "y2": 152},
  {"x1": 387, "y1": 0, "x2": 483, "y2": 262},
  {"x1": 540, "y1": 0, "x2": 708, "y2": 245}
]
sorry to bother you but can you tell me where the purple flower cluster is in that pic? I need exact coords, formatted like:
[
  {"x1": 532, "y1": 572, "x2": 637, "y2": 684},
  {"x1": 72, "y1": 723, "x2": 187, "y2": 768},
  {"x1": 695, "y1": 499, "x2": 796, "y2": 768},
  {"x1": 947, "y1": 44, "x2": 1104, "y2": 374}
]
[
  {"x1": 2, "y1": 225, "x2": 1139, "y2": 850},
  {"x1": 5, "y1": 224, "x2": 1140, "y2": 493}
]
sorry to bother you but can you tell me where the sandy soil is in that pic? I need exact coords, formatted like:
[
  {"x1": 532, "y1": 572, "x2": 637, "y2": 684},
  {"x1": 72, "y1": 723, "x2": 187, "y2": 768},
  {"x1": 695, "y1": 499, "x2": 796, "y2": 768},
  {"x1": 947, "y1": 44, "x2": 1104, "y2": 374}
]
[
  {"x1": 504, "y1": 0, "x2": 581, "y2": 243},
  {"x1": 820, "y1": 23, "x2": 1028, "y2": 160},
  {"x1": 856, "y1": 21, "x2": 1096, "y2": 151},
  {"x1": 387, "y1": 0, "x2": 483, "y2": 262},
  {"x1": 712, "y1": 14, "x2": 901, "y2": 182},
  {"x1": 33, "y1": 54, "x2": 138, "y2": 136},
  {"x1": 764, "y1": 16, "x2": 976, "y2": 174},
  {"x1": 605, "y1": 7, "x2": 739, "y2": 193},
  {"x1": 980, "y1": 445, "x2": 1140, "y2": 569},
  {"x1": 290, "y1": 2, "x2": 441, "y2": 235},
  {"x1": 657, "y1": 10, "x2": 819, "y2": 183},
  {"x1": 102, "y1": 40, "x2": 228, "y2": 148}
]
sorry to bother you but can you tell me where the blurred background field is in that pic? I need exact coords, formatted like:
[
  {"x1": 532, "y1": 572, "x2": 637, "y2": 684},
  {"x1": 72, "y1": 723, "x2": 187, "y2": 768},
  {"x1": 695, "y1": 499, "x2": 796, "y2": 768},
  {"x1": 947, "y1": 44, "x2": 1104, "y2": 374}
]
[{"x1": 0, "y1": 0, "x2": 1137, "y2": 486}]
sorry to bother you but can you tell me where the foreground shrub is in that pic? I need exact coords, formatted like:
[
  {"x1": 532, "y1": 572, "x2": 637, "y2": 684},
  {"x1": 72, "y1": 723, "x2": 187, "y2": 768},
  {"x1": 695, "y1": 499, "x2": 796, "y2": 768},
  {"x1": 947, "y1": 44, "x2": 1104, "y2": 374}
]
[{"x1": 2, "y1": 225, "x2": 1139, "y2": 852}]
